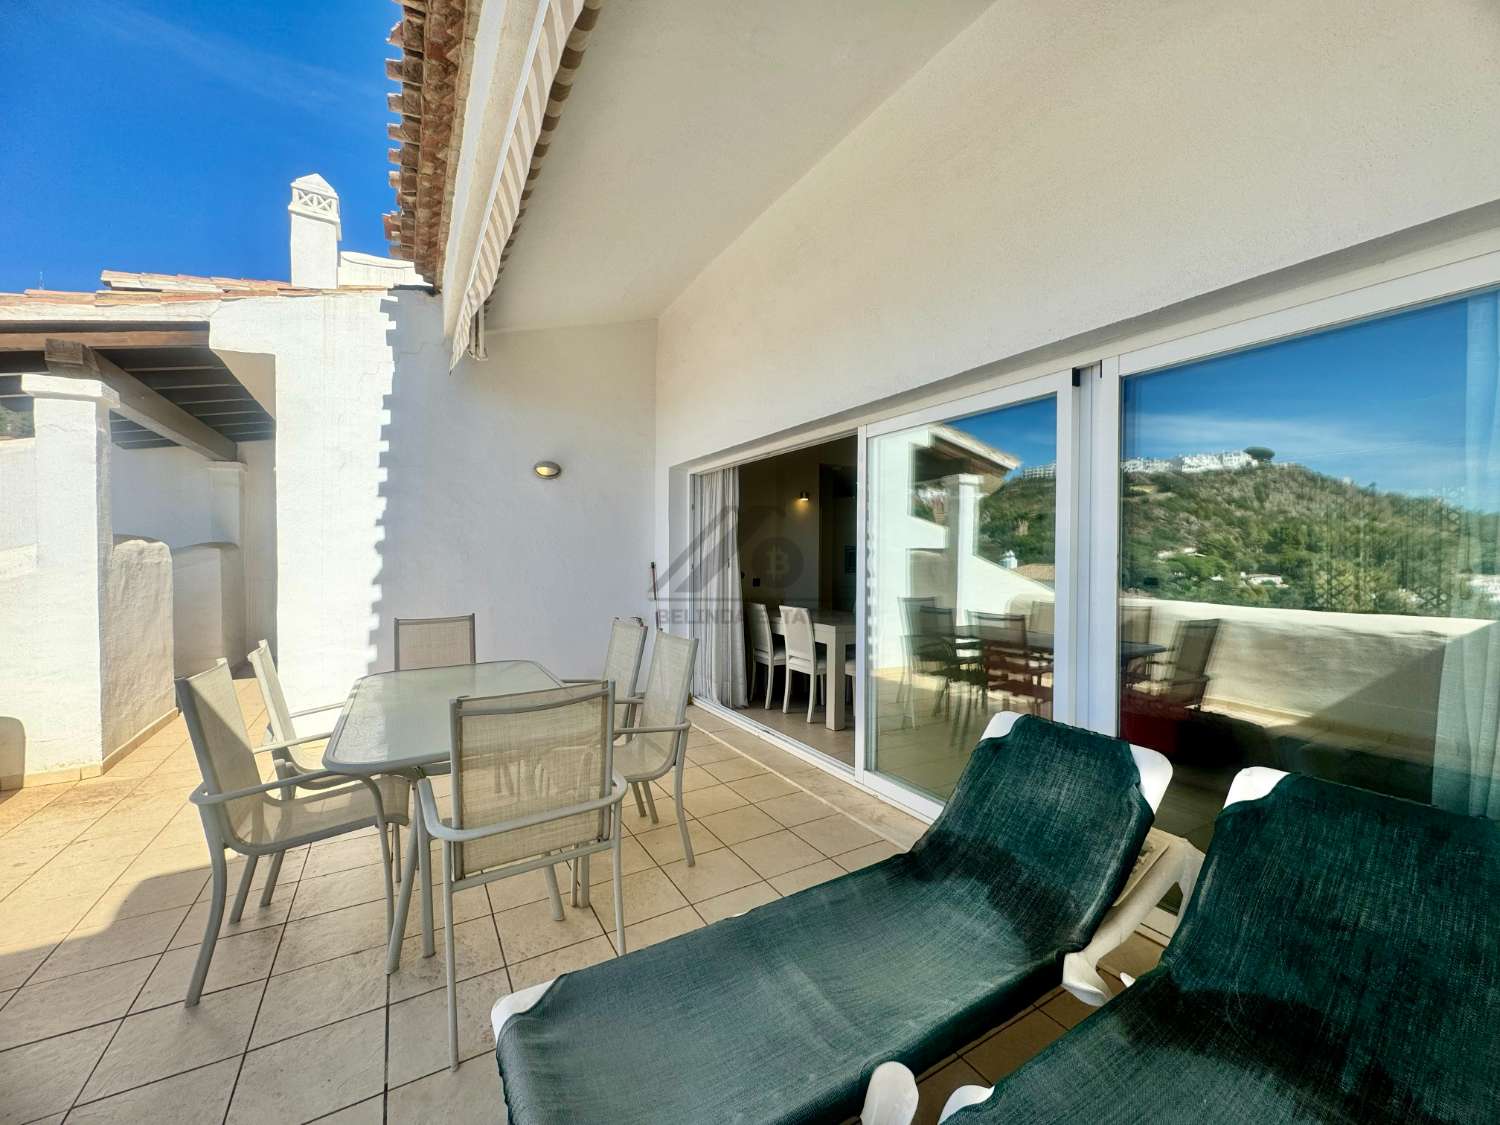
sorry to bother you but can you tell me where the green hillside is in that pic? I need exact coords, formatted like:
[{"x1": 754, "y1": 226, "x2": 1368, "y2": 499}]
[{"x1": 976, "y1": 462, "x2": 1500, "y2": 618}]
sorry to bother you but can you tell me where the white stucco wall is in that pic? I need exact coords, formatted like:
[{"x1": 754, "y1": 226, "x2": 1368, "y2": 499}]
[
  {"x1": 112, "y1": 445, "x2": 216, "y2": 547},
  {"x1": 102, "y1": 537, "x2": 174, "y2": 754},
  {"x1": 654, "y1": 0, "x2": 1500, "y2": 566},
  {"x1": 0, "y1": 439, "x2": 37, "y2": 552}
]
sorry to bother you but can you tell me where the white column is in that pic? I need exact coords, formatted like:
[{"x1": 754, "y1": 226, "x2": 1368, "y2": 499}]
[
  {"x1": 949, "y1": 473, "x2": 983, "y2": 624},
  {"x1": 19, "y1": 373, "x2": 118, "y2": 774},
  {"x1": 205, "y1": 460, "x2": 246, "y2": 545}
]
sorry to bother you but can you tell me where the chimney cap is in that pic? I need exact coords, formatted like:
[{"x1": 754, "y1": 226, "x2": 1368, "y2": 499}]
[{"x1": 289, "y1": 173, "x2": 341, "y2": 237}]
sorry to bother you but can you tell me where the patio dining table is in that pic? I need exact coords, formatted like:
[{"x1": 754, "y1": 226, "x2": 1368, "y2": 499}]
[{"x1": 321, "y1": 659, "x2": 562, "y2": 972}]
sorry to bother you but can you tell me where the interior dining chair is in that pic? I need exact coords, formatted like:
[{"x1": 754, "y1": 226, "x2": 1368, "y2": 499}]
[
  {"x1": 746, "y1": 602, "x2": 786, "y2": 709},
  {"x1": 248, "y1": 638, "x2": 411, "y2": 876},
  {"x1": 611, "y1": 632, "x2": 700, "y2": 866},
  {"x1": 394, "y1": 613, "x2": 477, "y2": 670},
  {"x1": 780, "y1": 605, "x2": 826, "y2": 722},
  {"x1": 418, "y1": 680, "x2": 627, "y2": 1069},
  {"x1": 179, "y1": 660, "x2": 405, "y2": 1005}
]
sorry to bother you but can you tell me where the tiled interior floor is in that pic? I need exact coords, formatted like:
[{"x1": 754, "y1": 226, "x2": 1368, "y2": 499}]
[{"x1": 0, "y1": 681, "x2": 1163, "y2": 1124}]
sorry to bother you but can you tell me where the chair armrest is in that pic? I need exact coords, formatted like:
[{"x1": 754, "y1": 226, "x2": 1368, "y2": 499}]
[
  {"x1": 290, "y1": 702, "x2": 343, "y2": 720},
  {"x1": 860, "y1": 1061, "x2": 919, "y2": 1125},
  {"x1": 614, "y1": 721, "x2": 689, "y2": 737},
  {"x1": 254, "y1": 732, "x2": 332, "y2": 756},
  {"x1": 189, "y1": 771, "x2": 362, "y2": 806},
  {"x1": 1061, "y1": 831, "x2": 1204, "y2": 1007},
  {"x1": 417, "y1": 773, "x2": 629, "y2": 843}
]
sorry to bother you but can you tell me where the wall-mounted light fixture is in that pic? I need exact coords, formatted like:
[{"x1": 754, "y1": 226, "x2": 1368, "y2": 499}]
[
  {"x1": 796, "y1": 490, "x2": 811, "y2": 503},
  {"x1": 533, "y1": 461, "x2": 562, "y2": 480}
]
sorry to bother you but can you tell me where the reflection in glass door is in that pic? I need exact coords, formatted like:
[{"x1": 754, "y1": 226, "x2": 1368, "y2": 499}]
[{"x1": 864, "y1": 376, "x2": 1070, "y2": 805}]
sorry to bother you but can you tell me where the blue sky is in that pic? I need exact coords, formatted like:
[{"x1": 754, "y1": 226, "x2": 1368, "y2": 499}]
[{"x1": 4, "y1": 0, "x2": 394, "y2": 292}]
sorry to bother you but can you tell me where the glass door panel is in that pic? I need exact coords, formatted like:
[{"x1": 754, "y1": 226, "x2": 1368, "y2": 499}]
[{"x1": 865, "y1": 383, "x2": 1065, "y2": 803}]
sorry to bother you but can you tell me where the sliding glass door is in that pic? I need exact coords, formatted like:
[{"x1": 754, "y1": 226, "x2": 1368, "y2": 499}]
[{"x1": 862, "y1": 373, "x2": 1074, "y2": 808}]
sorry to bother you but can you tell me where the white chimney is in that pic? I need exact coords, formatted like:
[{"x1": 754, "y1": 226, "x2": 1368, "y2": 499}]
[{"x1": 288, "y1": 174, "x2": 341, "y2": 288}]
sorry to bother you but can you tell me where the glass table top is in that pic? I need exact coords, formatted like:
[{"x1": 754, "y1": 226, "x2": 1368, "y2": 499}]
[{"x1": 321, "y1": 660, "x2": 560, "y2": 774}]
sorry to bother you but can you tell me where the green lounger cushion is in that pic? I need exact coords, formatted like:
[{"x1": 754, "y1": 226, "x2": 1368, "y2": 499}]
[
  {"x1": 950, "y1": 775, "x2": 1500, "y2": 1124},
  {"x1": 496, "y1": 715, "x2": 1153, "y2": 1124}
]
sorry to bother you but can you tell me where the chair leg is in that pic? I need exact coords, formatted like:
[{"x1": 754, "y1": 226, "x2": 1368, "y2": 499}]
[
  {"x1": 543, "y1": 863, "x2": 565, "y2": 921},
  {"x1": 391, "y1": 823, "x2": 402, "y2": 885},
  {"x1": 441, "y1": 843, "x2": 459, "y2": 1072},
  {"x1": 376, "y1": 817, "x2": 395, "y2": 938},
  {"x1": 783, "y1": 671, "x2": 795, "y2": 714},
  {"x1": 642, "y1": 783, "x2": 660, "y2": 825},
  {"x1": 570, "y1": 858, "x2": 580, "y2": 908},
  {"x1": 807, "y1": 673, "x2": 818, "y2": 722},
  {"x1": 386, "y1": 818, "x2": 422, "y2": 974},
  {"x1": 631, "y1": 781, "x2": 647, "y2": 818},
  {"x1": 611, "y1": 832, "x2": 627, "y2": 956},
  {"x1": 228, "y1": 853, "x2": 258, "y2": 924},
  {"x1": 675, "y1": 765, "x2": 695, "y2": 868},
  {"x1": 764, "y1": 663, "x2": 776, "y2": 709},
  {"x1": 187, "y1": 845, "x2": 227, "y2": 1006},
  {"x1": 578, "y1": 853, "x2": 591, "y2": 907},
  {"x1": 258, "y1": 850, "x2": 285, "y2": 909},
  {"x1": 417, "y1": 815, "x2": 435, "y2": 958}
]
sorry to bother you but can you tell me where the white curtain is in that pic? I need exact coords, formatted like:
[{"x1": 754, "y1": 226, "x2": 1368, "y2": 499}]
[
  {"x1": 1434, "y1": 292, "x2": 1500, "y2": 818},
  {"x1": 689, "y1": 468, "x2": 748, "y2": 707}
]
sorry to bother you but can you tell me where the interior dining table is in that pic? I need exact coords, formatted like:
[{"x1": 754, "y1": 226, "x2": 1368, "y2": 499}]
[
  {"x1": 768, "y1": 608, "x2": 856, "y2": 731},
  {"x1": 320, "y1": 659, "x2": 561, "y2": 972}
]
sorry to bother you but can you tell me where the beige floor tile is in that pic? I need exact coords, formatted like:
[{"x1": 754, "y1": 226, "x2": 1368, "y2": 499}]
[
  {"x1": 302, "y1": 833, "x2": 391, "y2": 881},
  {"x1": 6, "y1": 856, "x2": 133, "y2": 912},
  {"x1": 83, "y1": 868, "x2": 211, "y2": 927},
  {"x1": 81, "y1": 979, "x2": 262, "y2": 1102},
  {"x1": 725, "y1": 773, "x2": 800, "y2": 803},
  {"x1": 67, "y1": 1057, "x2": 239, "y2": 1124},
  {"x1": 484, "y1": 866, "x2": 552, "y2": 912},
  {"x1": 586, "y1": 836, "x2": 654, "y2": 885},
  {"x1": 618, "y1": 794, "x2": 683, "y2": 837},
  {"x1": 768, "y1": 859, "x2": 846, "y2": 896},
  {"x1": 401, "y1": 883, "x2": 490, "y2": 939},
  {"x1": 45, "y1": 832, "x2": 158, "y2": 872},
  {"x1": 587, "y1": 867, "x2": 689, "y2": 927},
  {"x1": 33, "y1": 906, "x2": 186, "y2": 983},
  {"x1": 288, "y1": 862, "x2": 388, "y2": 920},
  {"x1": 251, "y1": 947, "x2": 387, "y2": 1048},
  {"x1": 133, "y1": 925, "x2": 282, "y2": 1012},
  {"x1": 1098, "y1": 932, "x2": 1164, "y2": 980},
  {"x1": 387, "y1": 1053, "x2": 500, "y2": 1123},
  {"x1": 0, "y1": 1020, "x2": 117, "y2": 1125},
  {"x1": 504, "y1": 936, "x2": 612, "y2": 992},
  {"x1": 962, "y1": 1009, "x2": 1065, "y2": 1084},
  {"x1": 172, "y1": 895, "x2": 292, "y2": 952},
  {"x1": 697, "y1": 804, "x2": 781, "y2": 846},
  {"x1": 0, "y1": 945, "x2": 54, "y2": 993},
  {"x1": 914, "y1": 1057, "x2": 989, "y2": 1125},
  {"x1": 229, "y1": 1009, "x2": 386, "y2": 1124},
  {"x1": 834, "y1": 840, "x2": 903, "y2": 871},
  {"x1": 756, "y1": 791, "x2": 835, "y2": 828},
  {"x1": 624, "y1": 905, "x2": 702, "y2": 950},
  {"x1": 684, "y1": 738, "x2": 740, "y2": 766},
  {"x1": 315, "y1": 1095, "x2": 384, "y2": 1123},
  {"x1": 1039, "y1": 989, "x2": 1094, "y2": 1029},
  {"x1": 694, "y1": 881, "x2": 780, "y2": 925},
  {"x1": 0, "y1": 957, "x2": 153, "y2": 1051},
  {"x1": 495, "y1": 899, "x2": 603, "y2": 964},
  {"x1": 731, "y1": 830, "x2": 826, "y2": 879},
  {"x1": 389, "y1": 916, "x2": 504, "y2": 1004},
  {"x1": 670, "y1": 765, "x2": 721, "y2": 794},
  {"x1": 273, "y1": 900, "x2": 389, "y2": 975},
  {"x1": 792, "y1": 814, "x2": 883, "y2": 857},
  {"x1": 699, "y1": 756, "x2": 768, "y2": 783},
  {"x1": 659, "y1": 847, "x2": 760, "y2": 904},
  {"x1": 633, "y1": 819, "x2": 720, "y2": 865},
  {"x1": 677, "y1": 783, "x2": 749, "y2": 818},
  {"x1": 386, "y1": 967, "x2": 509, "y2": 1087}
]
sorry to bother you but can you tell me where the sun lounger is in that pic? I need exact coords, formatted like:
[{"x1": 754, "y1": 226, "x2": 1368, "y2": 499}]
[
  {"x1": 884, "y1": 766, "x2": 1500, "y2": 1124},
  {"x1": 491, "y1": 711, "x2": 1170, "y2": 1125}
]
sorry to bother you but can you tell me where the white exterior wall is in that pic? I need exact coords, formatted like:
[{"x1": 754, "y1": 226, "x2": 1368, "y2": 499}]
[
  {"x1": 654, "y1": 0, "x2": 1500, "y2": 566},
  {"x1": 111, "y1": 446, "x2": 216, "y2": 547},
  {"x1": 0, "y1": 439, "x2": 37, "y2": 552},
  {"x1": 102, "y1": 537, "x2": 174, "y2": 755}
]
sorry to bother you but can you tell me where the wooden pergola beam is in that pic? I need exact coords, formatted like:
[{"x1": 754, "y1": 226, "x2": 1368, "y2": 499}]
[
  {"x1": 0, "y1": 326, "x2": 211, "y2": 351},
  {"x1": 44, "y1": 339, "x2": 238, "y2": 461}
]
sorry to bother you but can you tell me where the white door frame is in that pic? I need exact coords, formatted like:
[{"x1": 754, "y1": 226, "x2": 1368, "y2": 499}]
[{"x1": 856, "y1": 368, "x2": 1079, "y2": 817}]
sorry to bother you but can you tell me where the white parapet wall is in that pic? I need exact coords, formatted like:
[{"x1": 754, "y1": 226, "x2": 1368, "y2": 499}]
[
  {"x1": 102, "y1": 537, "x2": 175, "y2": 759},
  {"x1": 170, "y1": 543, "x2": 247, "y2": 677}
]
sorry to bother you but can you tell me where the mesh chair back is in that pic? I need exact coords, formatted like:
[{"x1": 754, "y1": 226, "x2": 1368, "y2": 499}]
[
  {"x1": 780, "y1": 605, "x2": 817, "y2": 665},
  {"x1": 632, "y1": 633, "x2": 698, "y2": 774},
  {"x1": 1120, "y1": 604, "x2": 1154, "y2": 645},
  {"x1": 971, "y1": 611, "x2": 1032, "y2": 688},
  {"x1": 395, "y1": 614, "x2": 476, "y2": 671},
  {"x1": 450, "y1": 682, "x2": 614, "y2": 879},
  {"x1": 899, "y1": 595, "x2": 937, "y2": 638},
  {"x1": 247, "y1": 639, "x2": 295, "y2": 742},
  {"x1": 602, "y1": 617, "x2": 647, "y2": 700},
  {"x1": 1172, "y1": 618, "x2": 1219, "y2": 679},
  {"x1": 747, "y1": 603, "x2": 776, "y2": 660},
  {"x1": 177, "y1": 662, "x2": 261, "y2": 843}
]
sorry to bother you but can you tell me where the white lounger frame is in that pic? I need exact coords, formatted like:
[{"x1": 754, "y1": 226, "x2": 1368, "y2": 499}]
[{"x1": 862, "y1": 766, "x2": 1291, "y2": 1125}]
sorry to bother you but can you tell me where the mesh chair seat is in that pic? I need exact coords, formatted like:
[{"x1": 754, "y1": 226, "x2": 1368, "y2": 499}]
[
  {"x1": 229, "y1": 775, "x2": 408, "y2": 848},
  {"x1": 945, "y1": 775, "x2": 1500, "y2": 1124},
  {"x1": 612, "y1": 737, "x2": 675, "y2": 782},
  {"x1": 496, "y1": 717, "x2": 1153, "y2": 1125}
]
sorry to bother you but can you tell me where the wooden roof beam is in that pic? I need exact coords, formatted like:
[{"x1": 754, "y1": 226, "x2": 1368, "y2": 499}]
[
  {"x1": 44, "y1": 339, "x2": 238, "y2": 461},
  {"x1": 0, "y1": 326, "x2": 211, "y2": 351}
]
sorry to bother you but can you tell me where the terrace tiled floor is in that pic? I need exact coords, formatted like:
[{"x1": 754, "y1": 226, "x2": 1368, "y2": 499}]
[{"x1": 0, "y1": 682, "x2": 1163, "y2": 1123}]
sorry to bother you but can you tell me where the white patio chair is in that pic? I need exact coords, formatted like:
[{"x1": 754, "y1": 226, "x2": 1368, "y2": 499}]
[
  {"x1": 248, "y1": 638, "x2": 411, "y2": 878},
  {"x1": 781, "y1": 605, "x2": 826, "y2": 722},
  {"x1": 564, "y1": 615, "x2": 647, "y2": 730},
  {"x1": 394, "y1": 613, "x2": 477, "y2": 670},
  {"x1": 747, "y1": 602, "x2": 786, "y2": 709},
  {"x1": 418, "y1": 680, "x2": 628, "y2": 1070},
  {"x1": 179, "y1": 661, "x2": 405, "y2": 1005},
  {"x1": 611, "y1": 631, "x2": 699, "y2": 867}
]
